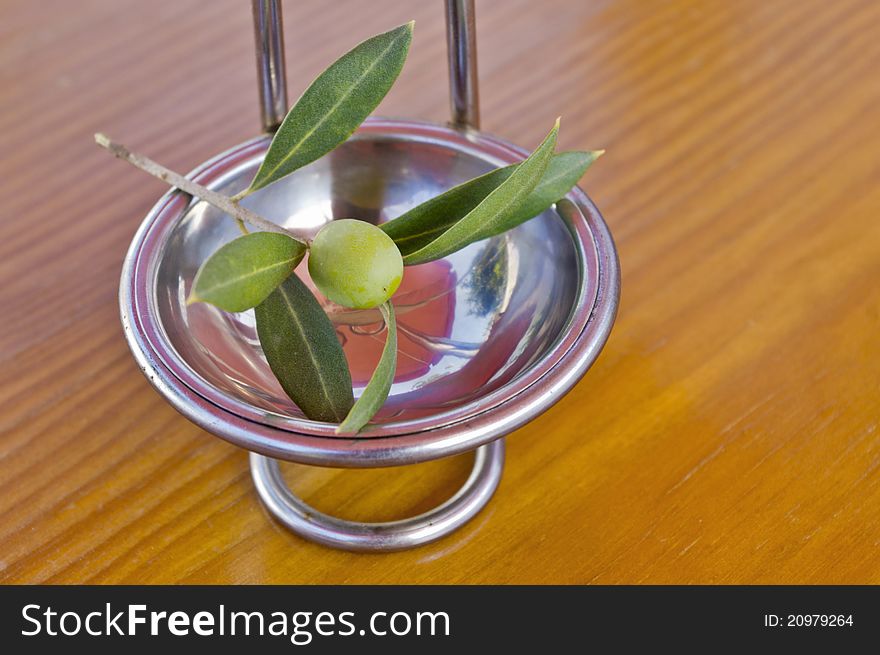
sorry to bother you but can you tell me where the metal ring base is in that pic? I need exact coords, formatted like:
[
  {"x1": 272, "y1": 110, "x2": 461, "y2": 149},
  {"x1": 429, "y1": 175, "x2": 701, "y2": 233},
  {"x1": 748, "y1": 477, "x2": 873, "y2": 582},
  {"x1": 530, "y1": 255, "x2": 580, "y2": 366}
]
[{"x1": 249, "y1": 439, "x2": 505, "y2": 552}]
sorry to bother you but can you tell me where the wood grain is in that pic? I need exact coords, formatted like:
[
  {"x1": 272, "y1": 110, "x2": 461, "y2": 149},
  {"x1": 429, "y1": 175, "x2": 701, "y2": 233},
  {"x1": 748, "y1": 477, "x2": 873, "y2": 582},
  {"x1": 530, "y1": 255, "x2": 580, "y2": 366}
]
[{"x1": 1, "y1": 0, "x2": 879, "y2": 584}]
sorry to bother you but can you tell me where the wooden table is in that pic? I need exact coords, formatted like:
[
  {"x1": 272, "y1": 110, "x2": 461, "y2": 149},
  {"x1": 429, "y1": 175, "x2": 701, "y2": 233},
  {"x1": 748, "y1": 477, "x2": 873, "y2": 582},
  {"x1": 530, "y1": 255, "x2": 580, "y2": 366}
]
[{"x1": 2, "y1": 0, "x2": 879, "y2": 584}]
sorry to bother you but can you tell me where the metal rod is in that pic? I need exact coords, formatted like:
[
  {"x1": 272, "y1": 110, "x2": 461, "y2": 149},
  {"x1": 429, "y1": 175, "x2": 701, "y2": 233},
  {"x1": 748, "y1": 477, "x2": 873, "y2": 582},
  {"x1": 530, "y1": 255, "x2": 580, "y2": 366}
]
[
  {"x1": 252, "y1": 0, "x2": 288, "y2": 132},
  {"x1": 445, "y1": 0, "x2": 480, "y2": 130}
]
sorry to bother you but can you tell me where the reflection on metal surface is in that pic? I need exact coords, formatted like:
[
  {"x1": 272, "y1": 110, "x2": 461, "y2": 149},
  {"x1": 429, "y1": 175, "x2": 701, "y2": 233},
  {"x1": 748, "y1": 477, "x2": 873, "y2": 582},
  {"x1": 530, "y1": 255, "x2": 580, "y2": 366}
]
[
  {"x1": 154, "y1": 121, "x2": 577, "y2": 424},
  {"x1": 463, "y1": 236, "x2": 509, "y2": 317}
]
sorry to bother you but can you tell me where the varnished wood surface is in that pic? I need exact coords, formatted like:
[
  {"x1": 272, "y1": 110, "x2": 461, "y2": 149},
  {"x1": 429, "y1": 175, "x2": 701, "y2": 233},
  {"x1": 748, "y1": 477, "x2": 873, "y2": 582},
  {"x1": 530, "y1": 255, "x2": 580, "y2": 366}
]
[{"x1": 1, "y1": 0, "x2": 879, "y2": 584}]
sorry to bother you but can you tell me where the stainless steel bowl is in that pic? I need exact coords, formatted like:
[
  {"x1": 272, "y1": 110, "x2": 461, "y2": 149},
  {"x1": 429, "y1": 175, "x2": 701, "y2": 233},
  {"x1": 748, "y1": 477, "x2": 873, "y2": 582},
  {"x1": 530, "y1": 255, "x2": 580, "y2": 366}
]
[{"x1": 120, "y1": 117, "x2": 619, "y2": 468}]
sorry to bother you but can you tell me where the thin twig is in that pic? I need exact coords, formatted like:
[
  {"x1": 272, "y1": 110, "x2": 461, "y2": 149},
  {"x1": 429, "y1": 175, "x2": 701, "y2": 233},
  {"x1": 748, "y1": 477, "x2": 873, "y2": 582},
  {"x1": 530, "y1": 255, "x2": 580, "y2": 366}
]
[{"x1": 94, "y1": 133, "x2": 304, "y2": 244}]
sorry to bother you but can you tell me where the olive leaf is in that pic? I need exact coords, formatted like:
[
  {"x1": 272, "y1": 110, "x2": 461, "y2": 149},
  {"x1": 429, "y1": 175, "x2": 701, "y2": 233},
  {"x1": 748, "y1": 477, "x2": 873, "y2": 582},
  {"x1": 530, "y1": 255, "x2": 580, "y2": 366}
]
[
  {"x1": 255, "y1": 274, "x2": 354, "y2": 423},
  {"x1": 381, "y1": 150, "x2": 602, "y2": 257},
  {"x1": 401, "y1": 119, "x2": 561, "y2": 266},
  {"x1": 242, "y1": 21, "x2": 414, "y2": 195},
  {"x1": 187, "y1": 232, "x2": 306, "y2": 312},
  {"x1": 336, "y1": 302, "x2": 397, "y2": 434}
]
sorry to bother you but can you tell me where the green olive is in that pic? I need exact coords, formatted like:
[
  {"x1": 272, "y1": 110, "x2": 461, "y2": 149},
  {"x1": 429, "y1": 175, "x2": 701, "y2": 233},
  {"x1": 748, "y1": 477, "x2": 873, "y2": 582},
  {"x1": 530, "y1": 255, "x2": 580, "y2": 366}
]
[{"x1": 308, "y1": 219, "x2": 403, "y2": 309}]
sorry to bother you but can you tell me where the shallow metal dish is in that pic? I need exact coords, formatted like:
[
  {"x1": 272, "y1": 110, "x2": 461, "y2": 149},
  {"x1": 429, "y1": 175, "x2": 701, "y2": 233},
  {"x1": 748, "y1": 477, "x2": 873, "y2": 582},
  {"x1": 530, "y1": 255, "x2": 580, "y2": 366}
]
[{"x1": 120, "y1": 117, "x2": 619, "y2": 468}]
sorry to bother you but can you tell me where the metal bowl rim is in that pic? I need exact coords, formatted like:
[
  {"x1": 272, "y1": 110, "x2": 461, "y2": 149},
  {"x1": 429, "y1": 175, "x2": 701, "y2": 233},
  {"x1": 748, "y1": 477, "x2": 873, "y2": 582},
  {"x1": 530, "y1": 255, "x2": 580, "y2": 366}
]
[{"x1": 119, "y1": 117, "x2": 620, "y2": 466}]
